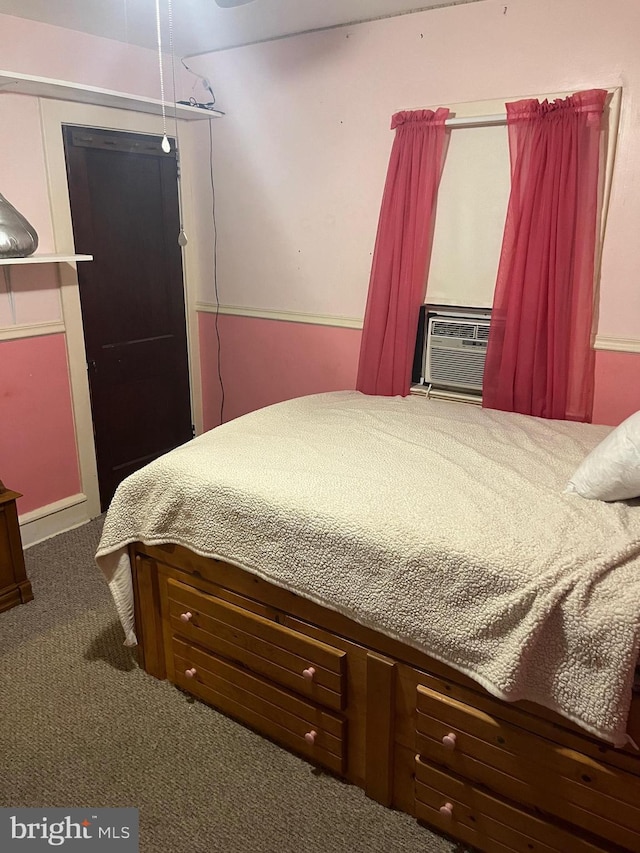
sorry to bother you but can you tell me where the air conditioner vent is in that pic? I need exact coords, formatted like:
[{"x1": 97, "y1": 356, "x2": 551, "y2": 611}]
[
  {"x1": 431, "y1": 320, "x2": 476, "y2": 339},
  {"x1": 430, "y1": 348, "x2": 486, "y2": 388}
]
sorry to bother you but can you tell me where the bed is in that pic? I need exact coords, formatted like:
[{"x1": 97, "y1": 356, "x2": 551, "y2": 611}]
[{"x1": 96, "y1": 391, "x2": 640, "y2": 853}]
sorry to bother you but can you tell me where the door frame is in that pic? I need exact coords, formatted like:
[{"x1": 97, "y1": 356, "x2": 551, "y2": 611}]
[{"x1": 40, "y1": 98, "x2": 205, "y2": 521}]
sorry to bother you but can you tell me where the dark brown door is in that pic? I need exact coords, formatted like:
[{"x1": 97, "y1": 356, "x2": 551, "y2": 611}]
[{"x1": 63, "y1": 126, "x2": 193, "y2": 511}]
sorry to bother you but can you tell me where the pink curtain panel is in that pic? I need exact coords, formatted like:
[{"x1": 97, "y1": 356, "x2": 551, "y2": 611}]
[
  {"x1": 356, "y1": 108, "x2": 449, "y2": 397},
  {"x1": 483, "y1": 89, "x2": 607, "y2": 422}
]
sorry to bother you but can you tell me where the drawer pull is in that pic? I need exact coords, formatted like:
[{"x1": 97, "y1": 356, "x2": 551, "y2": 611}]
[
  {"x1": 302, "y1": 667, "x2": 316, "y2": 681},
  {"x1": 180, "y1": 611, "x2": 193, "y2": 623},
  {"x1": 185, "y1": 667, "x2": 197, "y2": 678},
  {"x1": 439, "y1": 802, "x2": 454, "y2": 819},
  {"x1": 304, "y1": 730, "x2": 317, "y2": 745},
  {"x1": 442, "y1": 732, "x2": 457, "y2": 750}
]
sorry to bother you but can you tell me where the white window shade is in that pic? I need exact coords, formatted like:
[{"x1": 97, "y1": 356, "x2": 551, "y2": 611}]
[{"x1": 426, "y1": 123, "x2": 510, "y2": 309}]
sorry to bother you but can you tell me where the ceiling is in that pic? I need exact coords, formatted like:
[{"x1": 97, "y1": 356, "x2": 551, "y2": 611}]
[{"x1": 0, "y1": 0, "x2": 484, "y2": 57}]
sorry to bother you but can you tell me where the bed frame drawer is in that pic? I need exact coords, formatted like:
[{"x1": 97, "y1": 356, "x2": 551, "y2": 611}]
[
  {"x1": 414, "y1": 759, "x2": 608, "y2": 853},
  {"x1": 172, "y1": 636, "x2": 346, "y2": 775},
  {"x1": 165, "y1": 577, "x2": 346, "y2": 711},
  {"x1": 133, "y1": 545, "x2": 640, "y2": 852},
  {"x1": 416, "y1": 685, "x2": 640, "y2": 851}
]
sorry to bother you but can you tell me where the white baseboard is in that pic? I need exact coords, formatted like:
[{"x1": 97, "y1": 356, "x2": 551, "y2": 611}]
[{"x1": 19, "y1": 493, "x2": 91, "y2": 549}]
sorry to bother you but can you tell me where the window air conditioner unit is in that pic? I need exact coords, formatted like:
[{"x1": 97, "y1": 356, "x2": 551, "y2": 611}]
[{"x1": 423, "y1": 312, "x2": 491, "y2": 395}]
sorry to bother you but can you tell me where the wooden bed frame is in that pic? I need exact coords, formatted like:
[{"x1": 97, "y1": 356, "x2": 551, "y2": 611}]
[{"x1": 131, "y1": 539, "x2": 640, "y2": 853}]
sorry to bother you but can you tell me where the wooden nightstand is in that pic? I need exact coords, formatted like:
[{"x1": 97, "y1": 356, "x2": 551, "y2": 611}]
[{"x1": 0, "y1": 480, "x2": 33, "y2": 612}]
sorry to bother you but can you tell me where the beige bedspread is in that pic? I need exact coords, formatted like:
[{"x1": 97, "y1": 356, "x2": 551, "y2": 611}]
[{"x1": 96, "y1": 391, "x2": 640, "y2": 746}]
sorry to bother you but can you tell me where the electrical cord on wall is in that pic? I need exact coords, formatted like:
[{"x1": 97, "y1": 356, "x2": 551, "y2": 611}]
[
  {"x1": 180, "y1": 57, "x2": 220, "y2": 111},
  {"x1": 180, "y1": 53, "x2": 225, "y2": 425},
  {"x1": 209, "y1": 118, "x2": 225, "y2": 426}
]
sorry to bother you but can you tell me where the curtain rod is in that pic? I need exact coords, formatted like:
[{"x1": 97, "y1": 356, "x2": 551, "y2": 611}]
[{"x1": 445, "y1": 113, "x2": 506, "y2": 128}]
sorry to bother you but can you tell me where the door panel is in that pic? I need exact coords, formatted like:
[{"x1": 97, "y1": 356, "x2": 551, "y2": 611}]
[{"x1": 63, "y1": 126, "x2": 192, "y2": 510}]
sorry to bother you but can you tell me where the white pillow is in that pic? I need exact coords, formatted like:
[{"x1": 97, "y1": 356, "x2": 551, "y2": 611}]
[{"x1": 566, "y1": 411, "x2": 640, "y2": 502}]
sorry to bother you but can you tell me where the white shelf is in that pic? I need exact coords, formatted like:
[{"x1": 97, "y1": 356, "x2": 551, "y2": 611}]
[
  {"x1": 0, "y1": 70, "x2": 223, "y2": 121},
  {"x1": 0, "y1": 254, "x2": 93, "y2": 266}
]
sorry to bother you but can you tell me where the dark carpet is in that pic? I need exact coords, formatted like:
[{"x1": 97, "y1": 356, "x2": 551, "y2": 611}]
[{"x1": 0, "y1": 518, "x2": 463, "y2": 853}]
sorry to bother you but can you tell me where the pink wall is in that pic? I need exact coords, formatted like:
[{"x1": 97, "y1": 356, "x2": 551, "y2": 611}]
[
  {"x1": 0, "y1": 14, "x2": 180, "y2": 519},
  {"x1": 593, "y1": 351, "x2": 640, "y2": 426},
  {"x1": 200, "y1": 315, "x2": 637, "y2": 430},
  {"x1": 192, "y1": 0, "x2": 640, "y2": 428},
  {"x1": 199, "y1": 313, "x2": 361, "y2": 430},
  {"x1": 0, "y1": 335, "x2": 80, "y2": 514},
  {"x1": 1, "y1": 3, "x2": 637, "y2": 525}
]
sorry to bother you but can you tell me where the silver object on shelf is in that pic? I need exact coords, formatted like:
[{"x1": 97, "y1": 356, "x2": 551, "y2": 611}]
[{"x1": 0, "y1": 193, "x2": 39, "y2": 258}]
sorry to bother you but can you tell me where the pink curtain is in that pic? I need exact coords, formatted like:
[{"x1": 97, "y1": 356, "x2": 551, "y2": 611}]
[
  {"x1": 483, "y1": 89, "x2": 607, "y2": 422},
  {"x1": 356, "y1": 108, "x2": 450, "y2": 396}
]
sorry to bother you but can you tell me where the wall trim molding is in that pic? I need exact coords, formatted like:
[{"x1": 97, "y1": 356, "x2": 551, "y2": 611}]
[
  {"x1": 594, "y1": 335, "x2": 640, "y2": 354},
  {"x1": 195, "y1": 305, "x2": 640, "y2": 350},
  {"x1": 196, "y1": 302, "x2": 364, "y2": 330},
  {"x1": 195, "y1": 308, "x2": 640, "y2": 350},
  {"x1": 19, "y1": 492, "x2": 91, "y2": 549},
  {"x1": 0, "y1": 320, "x2": 65, "y2": 342}
]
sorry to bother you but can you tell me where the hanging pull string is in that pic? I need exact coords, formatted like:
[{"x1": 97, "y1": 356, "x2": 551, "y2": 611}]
[
  {"x1": 167, "y1": 0, "x2": 187, "y2": 246},
  {"x1": 155, "y1": 0, "x2": 171, "y2": 153}
]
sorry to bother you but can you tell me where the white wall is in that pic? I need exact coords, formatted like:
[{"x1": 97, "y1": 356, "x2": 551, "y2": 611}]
[{"x1": 188, "y1": 0, "x2": 640, "y2": 341}]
